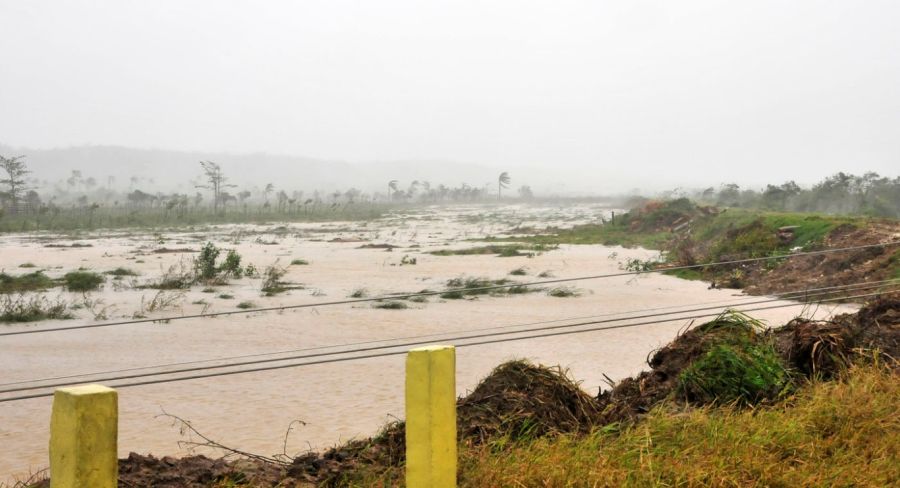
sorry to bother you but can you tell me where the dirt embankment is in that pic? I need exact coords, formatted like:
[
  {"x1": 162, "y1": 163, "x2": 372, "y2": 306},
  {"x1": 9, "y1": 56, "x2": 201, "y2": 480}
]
[
  {"x1": 622, "y1": 199, "x2": 900, "y2": 295},
  {"x1": 33, "y1": 297, "x2": 898, "y2": 487},
  {"x1": 740, "y1": 222, "x2": 900, "y2": 295}
]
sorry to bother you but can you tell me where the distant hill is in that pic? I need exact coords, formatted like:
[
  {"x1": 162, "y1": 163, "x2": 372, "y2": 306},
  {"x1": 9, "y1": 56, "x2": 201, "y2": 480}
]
[{"x1": 0, "y1": 144, "x2": 510, "y2": 194}]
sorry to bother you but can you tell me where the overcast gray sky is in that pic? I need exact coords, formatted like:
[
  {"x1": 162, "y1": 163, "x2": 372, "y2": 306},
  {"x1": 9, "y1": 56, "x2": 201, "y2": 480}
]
[{"x1": 1, "y1": 1, "x2": 898, "y2": 191}]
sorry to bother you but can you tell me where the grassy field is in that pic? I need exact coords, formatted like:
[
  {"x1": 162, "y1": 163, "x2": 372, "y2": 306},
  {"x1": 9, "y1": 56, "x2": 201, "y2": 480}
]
[
  {"x1": 0, "y1": 203, "x2": 400, "y2": 233},
  {"x1": 346, "y1": 363, "x2": 899, "y2": 487}
]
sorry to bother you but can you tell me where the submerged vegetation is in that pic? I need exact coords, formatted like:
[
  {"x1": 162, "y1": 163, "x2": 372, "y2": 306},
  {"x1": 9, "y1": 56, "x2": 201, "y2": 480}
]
[
  {"x1": 431, "y1": 243, "x2": 558, "y2": 258},
  {"x1": 62, "y1": 271, "x2": 104, "y2": 292},
  {"x1": 0, "y1": 271, "x2": 54, "y2": 293},
  {"x1": 0, "y1": 294, "x2": 72, "y2": 322}
]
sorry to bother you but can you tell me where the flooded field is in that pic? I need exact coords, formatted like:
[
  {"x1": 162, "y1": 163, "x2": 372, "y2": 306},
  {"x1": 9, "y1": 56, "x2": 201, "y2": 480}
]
[{"x1": 0, "y1": 204, "x2": 854, "y2": 480}]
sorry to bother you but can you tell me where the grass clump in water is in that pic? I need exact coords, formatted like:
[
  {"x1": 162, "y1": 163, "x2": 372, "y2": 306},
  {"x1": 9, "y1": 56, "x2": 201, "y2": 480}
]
[
  {"x1": 431, "y1": 243, "x2": 557, "y2": 258},
  {"x1": 509, "y1": 267, "x2": 528, "y2": 276},
  {"x1": 0, "y1": 271, "x2": 55, "y2": 294},
  {"x1": 372, "y1": 300, "x2": 408, "y2": 310},
  {"x1": 104, "y1": 267, "x2": 139, "y2": 277},
  {"x1": 236, "y1": 301, "x2": 255, "y2": 310},
  {"x1": 63, "y1": 271, "x2": 105, "y2": 292},
  {"x1": 349, "y1": 288, "x2": 368, "y2": 298},
  {"x1": 547, "y1": 286, "x2": 581, "y2": 298},
  {"x1": 0, "y1": 294, "x2": 72, "y2": 323},
  {"x1": 440, "y1": 276, "x2": 545, "y2": 300},
  {"x1": 290, "y1": 259, "x2": 310, "y2": 266}
]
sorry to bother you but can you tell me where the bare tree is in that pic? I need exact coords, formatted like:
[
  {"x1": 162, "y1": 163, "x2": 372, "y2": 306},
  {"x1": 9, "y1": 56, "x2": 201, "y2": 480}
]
[
  {"x1": 388, "y1": 180, "x2": 399, "y2": 201},
  {"x1": 196, "y1": 161, "x2": 235, "y2": 214},
  {"x1": 0, "y1": 155, "x2": 31, "y2": 214},
  {"x1": 498, "y1": 171, "x2": 511, "y2": 200}
]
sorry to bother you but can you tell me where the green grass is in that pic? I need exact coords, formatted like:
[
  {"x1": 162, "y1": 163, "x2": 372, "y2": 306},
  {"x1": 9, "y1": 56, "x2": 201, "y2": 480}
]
[
  {"x1": 0, "y1": 202, "x2": 399, "y2": 233},
  {"x1": 0, "y1": 271, "x2": 55, "y2": 294},
  {"x1": 889, "y1": 249, "x2": 900, "y2": 280},
  {"x1": 431, "y1": 244, "x2": 557, "y2": 257},
  {"x1": 483, "y1": 224, "x2": 670, "y2": 249},
  {"x1": 62, "y1": 271, "x2": 105, "y2": 291},
  {"x1": 452, "y1": 364, "x2": 899, "y2": 488},
  {"x1": 678, "y1": 343, "x2": 793, "y2": 406},
  {"x1": 662, "y1": 268, "x2": 704, "y2": 280}
]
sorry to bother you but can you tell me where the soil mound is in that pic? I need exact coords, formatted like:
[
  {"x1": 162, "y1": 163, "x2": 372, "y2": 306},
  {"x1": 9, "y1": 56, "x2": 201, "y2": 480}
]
[
  {"x1": 457, "y1": 360, "x2": 600, "y2": 445},
  {"x1": 284, "y1": 360, "x2": 599, "y2": 485},
  {"x1": 773, "y1": 295, "x2": 900, "y2": 377},
  {"x1": 597, "y1": 311, "x2": 764, "y2": 422},
  {"x1": 742, "y1": 222, "x2": 900, "y2": 295}
]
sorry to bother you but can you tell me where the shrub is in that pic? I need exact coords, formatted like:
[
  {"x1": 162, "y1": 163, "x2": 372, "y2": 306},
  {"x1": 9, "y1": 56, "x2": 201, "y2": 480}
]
[
  {"x1": 260, "y1": 262, "x2": 289, "y2": 295},
  {"x1": 0, "y1": 294, "x2": 72, "y2": 322},
  {"x1": 219, "y1": 249, "x2": 244, "y2": 278},
  {"x1": 63, "y1": 271, "x2": 105, "y2": 292},
  {"x1": 0, "y1": 271, "x2": 55, "y2": 293},
  {"x1": 194, "y1": 242, "x2": 221, "y2": 280}
]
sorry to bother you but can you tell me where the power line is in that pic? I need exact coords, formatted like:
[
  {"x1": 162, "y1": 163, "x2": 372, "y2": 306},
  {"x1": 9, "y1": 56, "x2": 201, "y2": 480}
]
[
  {"x1": 6, "y1": 278, "x2": 893, "y2": 389},
  {"x1": 2, "y1": 284, "x2": 891, "y2": 396},
  {"x1": 0, "y1": 289, "x2": 888, "y2": 404},
  {"x1": 2, "y1": 240, "x2": 896, "y2": 338},
  {"x1": 3, "y1": 278, "x2": 893, "y2": 390}
]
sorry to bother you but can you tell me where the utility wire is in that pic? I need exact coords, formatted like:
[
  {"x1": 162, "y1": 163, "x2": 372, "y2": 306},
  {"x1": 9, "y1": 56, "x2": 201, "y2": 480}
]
[
  {"x1": 2, "y1": 278, "x2": 894, "y2": 390},
  {"x1": 0, "y1": 289, "x2": 889, "y2": 403},
  {"x1": 1, "y1": 240, "x2": 896, "y2": 337},
  {"x1": 2, "y1": 283, "x2": 891, "y2": 396}
]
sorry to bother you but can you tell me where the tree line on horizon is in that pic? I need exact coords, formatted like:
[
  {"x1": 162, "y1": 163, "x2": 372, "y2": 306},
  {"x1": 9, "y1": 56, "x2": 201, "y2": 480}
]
[{"x1": 0, "y1": 156, "x2": 534, "y2": 218}]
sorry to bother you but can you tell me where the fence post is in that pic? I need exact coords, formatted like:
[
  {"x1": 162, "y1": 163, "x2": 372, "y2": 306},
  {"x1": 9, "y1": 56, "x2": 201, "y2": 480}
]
[
  {"x1": 50, "y1": 384, "x2": 118, "y2": 488},
  {"x1": 406, "y1": 345, "x2": 457, "y2": 488}
]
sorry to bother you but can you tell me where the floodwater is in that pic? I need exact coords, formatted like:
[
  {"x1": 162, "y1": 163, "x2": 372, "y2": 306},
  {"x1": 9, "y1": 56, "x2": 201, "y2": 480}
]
[{"x1": 0, "y1": 205, "x2": 854, "y2": 481}]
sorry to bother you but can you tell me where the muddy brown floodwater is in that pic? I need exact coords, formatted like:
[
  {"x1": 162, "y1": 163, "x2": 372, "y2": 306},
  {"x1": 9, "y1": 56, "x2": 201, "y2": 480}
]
[{"x1": 0, "y1": 205, "x2": 855, "y2": 481}]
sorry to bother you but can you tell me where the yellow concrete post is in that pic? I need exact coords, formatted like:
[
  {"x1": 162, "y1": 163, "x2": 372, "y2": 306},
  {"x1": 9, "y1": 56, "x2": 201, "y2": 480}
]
[
  {"x1": 50, "y1": 384, "x2": 118, "y2": 488},
  {"x1": 406, "y1": 345, "x2": 457, "y2": 488}
]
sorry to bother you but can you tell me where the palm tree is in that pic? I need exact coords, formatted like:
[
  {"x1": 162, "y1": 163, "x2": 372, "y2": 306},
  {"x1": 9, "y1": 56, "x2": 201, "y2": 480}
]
[
  {"x1": 498, "y1": 172, "x2": 511, "y2": 200},
  {"x1": 388, "y1": 180, "x2": 399, "y2": 201}
]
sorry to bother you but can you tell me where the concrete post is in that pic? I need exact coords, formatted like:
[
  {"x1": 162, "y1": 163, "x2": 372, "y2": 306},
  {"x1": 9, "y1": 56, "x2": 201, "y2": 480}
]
[
  {"x1": 405, "y1": 345, "x2": 457, "y2": 488},
  {"x1": 50, "y1": 384, "x2": 118, "y2": 488}
]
